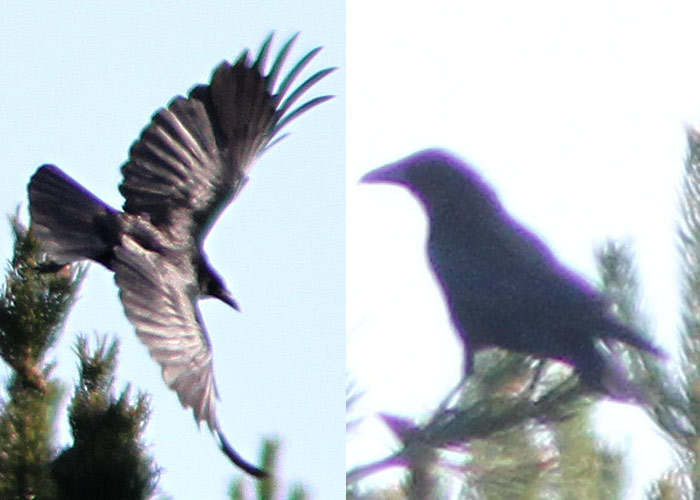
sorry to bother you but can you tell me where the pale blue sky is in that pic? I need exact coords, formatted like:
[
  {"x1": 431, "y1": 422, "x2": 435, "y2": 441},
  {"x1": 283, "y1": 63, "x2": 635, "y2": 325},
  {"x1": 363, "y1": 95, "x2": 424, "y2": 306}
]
[
  {"x1": 1, "y1": 2, "x2": 344, "y2": 499},
  {"x1": 348, "y1": 1, "x2": 700, "y2": 498}
]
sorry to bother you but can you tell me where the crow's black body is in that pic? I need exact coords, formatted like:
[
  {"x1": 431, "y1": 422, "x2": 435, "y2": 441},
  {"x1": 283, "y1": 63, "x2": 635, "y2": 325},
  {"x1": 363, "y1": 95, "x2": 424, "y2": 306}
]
[
  {"x1": 28, "y1": 33, "x2": 334, "y2": 477},
  {"x1": 361, "y1": 149, "x2": 664, "y2": 400}
]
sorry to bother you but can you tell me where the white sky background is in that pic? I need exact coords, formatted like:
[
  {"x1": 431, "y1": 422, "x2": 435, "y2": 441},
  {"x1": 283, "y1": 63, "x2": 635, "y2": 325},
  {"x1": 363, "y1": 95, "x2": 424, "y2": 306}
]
[
  {"x1": 348, "y1": 2, "x2": 700, "y2": 498},
  {"x1": 0, "y1": 2, "x2": 344, "y2": 500}
]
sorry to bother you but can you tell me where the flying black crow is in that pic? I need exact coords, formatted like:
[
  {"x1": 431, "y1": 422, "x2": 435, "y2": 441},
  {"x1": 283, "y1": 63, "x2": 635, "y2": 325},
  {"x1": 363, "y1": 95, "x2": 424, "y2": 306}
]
[
  {"x1": 361, "y1": 149, "x2": 664, "y2": 401},
  {"x1": 28, "y1": 33, "x2": 334, "y2": 477}
]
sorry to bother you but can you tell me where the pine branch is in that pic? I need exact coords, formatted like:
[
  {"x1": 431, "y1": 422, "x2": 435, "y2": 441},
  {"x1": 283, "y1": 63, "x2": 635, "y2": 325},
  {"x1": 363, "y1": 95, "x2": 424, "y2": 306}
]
[
  {"x1": 646, "y1": 126, "x2": 700, "y2": 498},
  {"x1": 0, "y1": 217, "x2": 84, "y2": 389},
  {"x1": 346, "y1": 349, "x2": 590, "y2": 499}
]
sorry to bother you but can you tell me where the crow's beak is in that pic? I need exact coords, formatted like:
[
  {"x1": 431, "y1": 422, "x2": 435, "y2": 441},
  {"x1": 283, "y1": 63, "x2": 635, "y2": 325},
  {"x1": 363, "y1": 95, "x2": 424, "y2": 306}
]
[
  {"x1": 219, "y1": 290, "x2": 241, "y2": 312},
  {"x1": 359, "y1": 164, "x2": 406, "y2": 185}
]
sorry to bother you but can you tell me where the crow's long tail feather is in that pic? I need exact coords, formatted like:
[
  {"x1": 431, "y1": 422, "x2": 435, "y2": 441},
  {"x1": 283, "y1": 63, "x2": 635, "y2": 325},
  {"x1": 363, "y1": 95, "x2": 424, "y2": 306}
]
[
  {"x1": 215, "y1": 428, "x2": 267, "y2": 478},
  {"x1": 605, "y1": 319, "x2": 667, "y2": 359}
]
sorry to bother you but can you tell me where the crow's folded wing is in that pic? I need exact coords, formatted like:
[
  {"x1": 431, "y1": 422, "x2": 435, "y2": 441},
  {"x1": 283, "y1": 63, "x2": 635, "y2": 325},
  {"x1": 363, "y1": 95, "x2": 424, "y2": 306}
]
[{"x1": 112, "y1": 234, "x2": 218, "y2": 430}]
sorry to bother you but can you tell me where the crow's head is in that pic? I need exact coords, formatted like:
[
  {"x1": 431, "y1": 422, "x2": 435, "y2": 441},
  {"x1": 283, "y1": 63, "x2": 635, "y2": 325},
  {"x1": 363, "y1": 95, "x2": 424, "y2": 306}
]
[
  {"x1": 360, "y1": 149, "x2": 501, "y2": 215},
  {"x1": 198, "y1": 259, "x2": 240, "y2": 311}
]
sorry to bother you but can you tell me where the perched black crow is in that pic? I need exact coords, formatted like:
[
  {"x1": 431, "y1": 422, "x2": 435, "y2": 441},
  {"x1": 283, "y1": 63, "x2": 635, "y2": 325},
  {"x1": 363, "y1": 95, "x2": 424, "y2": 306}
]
[
  {"x1": 28, "y1": 33, "x2": 334, "y2": 477},
  {"x1": 361, "y1": 149, "x2": 664, "y2": 401}
]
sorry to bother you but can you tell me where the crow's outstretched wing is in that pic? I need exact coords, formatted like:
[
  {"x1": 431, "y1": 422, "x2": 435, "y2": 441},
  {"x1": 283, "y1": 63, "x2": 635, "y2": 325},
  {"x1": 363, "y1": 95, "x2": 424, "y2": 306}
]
[
  {"x1": 119, "y1": 33, "x2": 335, "y2": 242},
  {"x1": 112, "y1": 234, "x2": 218, "y2": 427},
  {"x1": 113, "y1": 235, "x2": 264, "y2": 476}
]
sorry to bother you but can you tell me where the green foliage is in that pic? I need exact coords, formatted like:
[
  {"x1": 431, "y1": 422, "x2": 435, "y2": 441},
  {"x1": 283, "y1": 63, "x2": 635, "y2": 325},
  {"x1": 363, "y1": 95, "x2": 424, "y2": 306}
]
[
  {"x1": 229, "y1": 439, "x2": 310, "y2": 500},
  {"x1": 641, "y1": 127, "x2": 700, "y2": 498},
  {"x1": 0, "y1": 221, "x2": 159, "y2": 500},
  {"x1": 0, "y1": 219, "x2": 83, "y2": 500},
  {"x1": 0, "y1": 376, "x2": 63, "y2": 500},
  {"x1": 0, "y1": 218, "x2": 83, "y2": 388},
  {"x1": 51, "y1": 335, "x2": 158, "y2": 500},
  {"x1": 545, "y1": 410, "x2": 624, "y2": 500}
]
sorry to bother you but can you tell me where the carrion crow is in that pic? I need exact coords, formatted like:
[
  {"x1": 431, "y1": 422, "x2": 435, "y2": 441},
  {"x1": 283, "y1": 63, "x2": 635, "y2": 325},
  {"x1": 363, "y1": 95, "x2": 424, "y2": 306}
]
[
  {"x1": 28, "y1": 32, "x2": 335, "y2": 477},
  {"x1": 361, "y1": 148, "x2": 664, "y2": 401}
]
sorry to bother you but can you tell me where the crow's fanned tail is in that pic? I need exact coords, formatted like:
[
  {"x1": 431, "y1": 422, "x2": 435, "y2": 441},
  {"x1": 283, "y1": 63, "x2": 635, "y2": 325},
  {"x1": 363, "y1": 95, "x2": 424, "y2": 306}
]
[{"x1": 28, "y1": 165, "x2": 118, "y2": 266}]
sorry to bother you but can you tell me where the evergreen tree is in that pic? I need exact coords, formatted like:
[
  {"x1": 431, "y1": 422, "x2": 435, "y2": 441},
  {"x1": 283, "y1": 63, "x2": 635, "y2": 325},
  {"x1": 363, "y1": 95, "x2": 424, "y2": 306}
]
[
  {"x1": 0, "y1": 221, "x2": 159, "y2": 500},
  {"x1": 0, "y1": 218, "x2": 82, "y2": 500},
  {"x1": 641, "y1": 127, "x2": 700, "y2": 499},
  {"x1": 51, "y1": 335, "x2": 158, "y2": 500}
]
